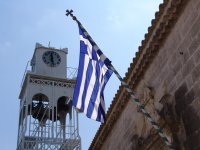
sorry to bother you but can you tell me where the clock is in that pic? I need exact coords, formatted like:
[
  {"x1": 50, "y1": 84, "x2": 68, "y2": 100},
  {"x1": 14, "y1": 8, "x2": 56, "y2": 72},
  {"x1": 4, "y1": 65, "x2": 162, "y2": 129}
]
[{"x1": 42, "y1": 51, "x2": 61, "y2": 67}]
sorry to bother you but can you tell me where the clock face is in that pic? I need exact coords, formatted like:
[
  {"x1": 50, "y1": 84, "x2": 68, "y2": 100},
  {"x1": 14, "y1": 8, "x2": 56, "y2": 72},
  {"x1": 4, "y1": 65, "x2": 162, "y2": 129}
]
[{"x1": 42, "y1": 51, "x2": 61, "y2": 67}]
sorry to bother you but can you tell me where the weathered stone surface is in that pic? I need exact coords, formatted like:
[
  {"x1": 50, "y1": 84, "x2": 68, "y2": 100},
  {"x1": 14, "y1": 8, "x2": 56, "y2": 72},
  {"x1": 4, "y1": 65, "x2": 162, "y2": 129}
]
[
  {"x1": 181, "y1": 58, "x2": 195, "y2": 79},
  {"x1": 191, "y1": 84, "x2": 200, "y2": 100},
  {"x1": 182, "y1": 105, "x2": 200, "y2": 136},
  {"x1": 180, "y1": 50, "x2": 190, "y2": 65},
  {"x1": 192, "y1": 63, "x2": 200, "y2": 83},
  {"x1": 188, "y1": 36, "x2": 200, "y2": 56},
  {"x1": 181, "y1": 0, "x2": 198, "y2": 39},
  {"x1": 193, "y1": 47, "x2": 200, "y2": 65},
  {"x1": 176, "y1": 72, "x2": 183, "y2": 87},
  {"x1": 168, "y1": 79, "x2": 177, "y2": 93},
  {"x1": 189, "y1": 15, "x2": 200, "y2": 39},
  {"x1": 175, "y1": 83, "x2": 188, "y2": 117},
  {"x1": 186, "y1": 75, "x2": 194, "y2": 90},
  {"x1": 173, "y1": 60, "x2": 182, "y2": 76},
  {"x1": 185, "y1": 89, "x2": 195, "y2": 105},
  {"x1": 187, "y1": 132, "x2": 200, "y2": 150},
  {"x1": 159, "y1": 103, "x2": 175, "y2": 126}
]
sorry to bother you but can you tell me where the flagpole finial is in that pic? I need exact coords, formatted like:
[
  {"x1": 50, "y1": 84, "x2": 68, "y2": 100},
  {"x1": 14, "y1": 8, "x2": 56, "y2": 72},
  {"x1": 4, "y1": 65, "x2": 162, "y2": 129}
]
[{"x1": 66, "y1": 9, "x2": 77, "y2": 22}]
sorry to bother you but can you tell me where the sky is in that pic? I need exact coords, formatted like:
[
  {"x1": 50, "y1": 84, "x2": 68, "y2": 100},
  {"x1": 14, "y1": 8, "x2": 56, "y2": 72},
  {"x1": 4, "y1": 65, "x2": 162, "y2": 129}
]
[{"x1": 0, "y1": 0, "x2": 162, "y2": 149}]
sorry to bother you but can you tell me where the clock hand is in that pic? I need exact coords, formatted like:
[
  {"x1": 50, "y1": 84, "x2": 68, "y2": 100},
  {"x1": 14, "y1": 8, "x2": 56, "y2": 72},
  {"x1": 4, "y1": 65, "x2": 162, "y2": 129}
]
[{"x1": 50, "y1": 53, "x2": 54, "y2": 65}]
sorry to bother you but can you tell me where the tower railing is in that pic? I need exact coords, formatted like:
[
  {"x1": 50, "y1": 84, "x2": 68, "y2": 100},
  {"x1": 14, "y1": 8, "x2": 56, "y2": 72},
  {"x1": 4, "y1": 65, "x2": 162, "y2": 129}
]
[
  {"x1": 21, "y1": 61, "x2": 31, "y2": 87},
  {"x1": 20, "y1": 60, "x2": 78, "y2": 87},
  {"x1": 66, "y1": 67, "x2": 78, "y2": 80},
  {"x1": 17, "y1": 100, "x2": 81, "y2": 150}
]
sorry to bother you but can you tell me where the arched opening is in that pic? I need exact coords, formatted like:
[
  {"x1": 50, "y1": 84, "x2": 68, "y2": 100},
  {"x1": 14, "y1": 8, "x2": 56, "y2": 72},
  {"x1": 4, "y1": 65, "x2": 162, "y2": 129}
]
[
  {"x1": 57, "y1": 96, "x2": 72, "y2": 125},
  {"x1": 31, "y1": 93, "x2": 49, "y2": 126},
  {"x1": 57, "y1": 96, "x2": 72, "y2": 139}
]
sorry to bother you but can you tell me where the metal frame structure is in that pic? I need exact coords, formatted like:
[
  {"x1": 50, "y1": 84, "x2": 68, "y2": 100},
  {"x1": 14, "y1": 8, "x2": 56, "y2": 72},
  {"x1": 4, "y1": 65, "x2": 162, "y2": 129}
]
[{"x1": 17, "y1": 65, "x2": 81, "y2": 150}]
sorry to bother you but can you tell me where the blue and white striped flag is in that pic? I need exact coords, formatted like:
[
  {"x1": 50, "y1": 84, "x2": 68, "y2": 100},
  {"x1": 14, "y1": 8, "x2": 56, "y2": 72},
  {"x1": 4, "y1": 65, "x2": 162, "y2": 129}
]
[{"x1": 72, "y1": 24, "x2": 113, "y2": 123}]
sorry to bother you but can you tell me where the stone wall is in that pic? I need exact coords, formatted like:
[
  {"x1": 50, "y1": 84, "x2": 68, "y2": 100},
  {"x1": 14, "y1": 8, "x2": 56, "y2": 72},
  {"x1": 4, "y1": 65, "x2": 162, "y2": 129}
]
[{"x1": 100, "y1": 0, "x2": 200, "y2": 150}]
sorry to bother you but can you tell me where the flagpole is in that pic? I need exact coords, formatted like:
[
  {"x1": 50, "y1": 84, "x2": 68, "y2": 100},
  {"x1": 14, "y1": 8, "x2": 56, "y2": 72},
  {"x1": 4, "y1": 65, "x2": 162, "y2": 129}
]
[{"x1": 66, "y1": 9, "x2": 175, "y2": 150}]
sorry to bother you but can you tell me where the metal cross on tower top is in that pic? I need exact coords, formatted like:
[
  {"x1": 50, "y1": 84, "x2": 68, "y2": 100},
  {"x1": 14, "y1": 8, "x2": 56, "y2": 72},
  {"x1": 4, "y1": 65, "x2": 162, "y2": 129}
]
[
  {"x1": 66, "y1": 10, "x2": 73, "y2": 16},
  {"x1": 66, "y1": 10, "x2": 77, "y2": 21}
]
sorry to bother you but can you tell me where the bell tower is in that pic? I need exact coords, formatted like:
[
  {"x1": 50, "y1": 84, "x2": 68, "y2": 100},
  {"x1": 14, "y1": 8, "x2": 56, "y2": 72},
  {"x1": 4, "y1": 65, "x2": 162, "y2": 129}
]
[{"x1": 17, "y1": 43, "x2": 81, "y2": 150}]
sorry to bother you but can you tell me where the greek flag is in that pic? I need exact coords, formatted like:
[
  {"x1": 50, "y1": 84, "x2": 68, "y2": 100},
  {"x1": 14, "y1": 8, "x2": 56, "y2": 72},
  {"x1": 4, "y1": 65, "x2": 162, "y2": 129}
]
[{"x1": 73, "y1": 24, "x2": 113, "y2": 123}]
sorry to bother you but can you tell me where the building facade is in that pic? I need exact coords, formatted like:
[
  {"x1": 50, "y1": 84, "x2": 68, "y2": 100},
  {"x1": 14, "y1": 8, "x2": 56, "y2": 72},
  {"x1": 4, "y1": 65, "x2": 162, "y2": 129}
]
[{"x1": 90, "y1": 0, "x2": 200, "y2": 149}]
